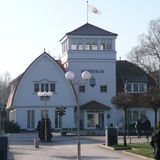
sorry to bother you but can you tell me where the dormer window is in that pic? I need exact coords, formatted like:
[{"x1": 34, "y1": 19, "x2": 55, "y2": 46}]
[
  {"x1": 40, "y1": 83, "x2": 49, "y2": 92},
  {"x1": 126, "y1": 83, "x2": 147, "y2": 93},
  {"x1": 139, "y1": 84, "x2": 145, "y2": 92},
  {"x1": 133, "y1": 84, "x2": 138, "y2": 92},
  {"x1": 50, "y1": 83, "x2": 55, "y2": 92},
  {"x1": 41, "y1": 83, "x2": 45, "y2": 92},
  {"x1": 45, "y1": 83, "x2": 49, "y2": 92},
  {"x1": 34, "y1": 82, "x2": 56, "y2": 93},
  {"x1": 34, "y1": 83, "x2": 39, "y2": 92},
  {"x1": 127, "y1": 84, "x2": 132, "y2": 92}
]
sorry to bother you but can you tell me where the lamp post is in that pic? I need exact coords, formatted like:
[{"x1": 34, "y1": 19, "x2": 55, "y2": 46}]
[
  {"x1": 65, "y1": 71, "x2": 91, "y2": 160},
  {"x1": 37, "y1": 91, "x2": 52, "y2": 141}
]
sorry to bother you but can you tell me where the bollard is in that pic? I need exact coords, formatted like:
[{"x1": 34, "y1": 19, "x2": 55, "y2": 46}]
[
  {"x1": 7, "y1": 133, "x2": 10, "y2": 149},
  {"x1": 34, "y1": 138, "x2": 39, "y2": 148},
  {"x1": 0, "y1": 136, "x2": 8, "y2": 160}
]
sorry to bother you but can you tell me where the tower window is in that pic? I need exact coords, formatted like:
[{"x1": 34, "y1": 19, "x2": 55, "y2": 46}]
[
  {"x1": 78, "y1": 44, "x2": 83, "y2": 50},
  {"x1": 92, "y1": 44, "x2": 98, "y2": 50},
  {"x1": 100, "y1": 44, "x2": 105, "y2": 50},
  {"x1": 71, "y1": 44, "x2": 77, "y2": 50},
  {"x1": 107, "y1": 39, "x2": 112, "y2": 50},
  {"x1": 85, "y1": 44, "x2": 91, "y2": 50}
]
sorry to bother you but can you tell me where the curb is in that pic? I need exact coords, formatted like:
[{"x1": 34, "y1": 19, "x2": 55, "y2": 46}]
[
  {"x1": 99, "y1": 144, "x2": 154, "y2": 160},
  {"x1": 122, "y1": 150, "x2": 154, "y2": 160},
  {"x1": 99, "y1": 144, "x2": 131, "y2": 150}
]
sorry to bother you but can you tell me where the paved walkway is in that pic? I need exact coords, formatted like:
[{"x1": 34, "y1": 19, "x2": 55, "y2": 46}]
[{"x1": 7, "y1": 133, "x2": 153, "y2": 160}]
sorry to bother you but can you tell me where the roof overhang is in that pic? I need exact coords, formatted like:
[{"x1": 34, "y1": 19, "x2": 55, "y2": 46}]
[{"x1": 80, "y1": 100, "x2": 111, "y2": 110}]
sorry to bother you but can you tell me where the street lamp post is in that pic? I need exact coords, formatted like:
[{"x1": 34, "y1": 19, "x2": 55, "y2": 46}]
[
  {"x1": 37, "y1": 91, "x2": 52, "y2": 141},
  {"x1": 65, "y1": 71, "x2": 91, "y2": 160}
]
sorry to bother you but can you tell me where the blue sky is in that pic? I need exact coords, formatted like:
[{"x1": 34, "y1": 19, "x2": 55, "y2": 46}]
[{"x1": 0, "y1": 0, "x2": 160, "y2": 79}]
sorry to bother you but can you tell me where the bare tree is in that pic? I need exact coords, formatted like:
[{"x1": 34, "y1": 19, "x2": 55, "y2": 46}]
[
  {"x1": 127, "y1": 17, "x2": 160, "y2": 77},
  {"x1": 112, "y1": 92, "x2": 132, "y2": 147},
  {"x1": 0, "y1": 72, "x2": 11, "y2": 105},
  {"x1": 142, "y1": 86, "x2": 160, "y2": 130}
]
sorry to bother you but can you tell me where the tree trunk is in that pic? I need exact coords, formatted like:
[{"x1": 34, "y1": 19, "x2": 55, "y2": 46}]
[
  {"x1": 154, "y1": 108, "x2": 158, "y2": 130},
  {"x1": 123, "y1": 109, "x2": 127, "y2": 147}
]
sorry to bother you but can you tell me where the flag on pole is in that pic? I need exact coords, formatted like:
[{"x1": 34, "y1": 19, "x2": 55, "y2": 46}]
[{"x1": 88, "y1": 4, "x2": 102, "y2": 15}]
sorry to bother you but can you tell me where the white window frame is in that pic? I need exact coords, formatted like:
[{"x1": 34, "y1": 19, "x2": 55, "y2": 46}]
[
  {"x1": 79, "y1": 85, "x2": 85, "y2": 93},
  {"x1": 100, "y1": 85, "x2": 107, "y2": 93},
  {"x1": 100, "y1": 44, "x2": 105, "y2": 50},
  {"x1": 127, "y1": 83, "x2": 147, "y2": 93},
  {"x1": 71, "y1": 44, "x2": 77, "y2": 50},
  {"x1": 127, "y1": 110, "x2": 140, "y2": 122},
  {"x1": 78, "y1": 44, "x2": 83, "y2": 50},
  {"x1": 33, "y1": 82, "x2": 56, "y2": 93},
  {"x1": 106, "y1": 39, "x2": 112, "y2": 50},
  {"x1": 85, "y1": 44, "x2": 91, "y2": 50},
  {"x1": 27, "y1": 110, "x2": 35, "y2": 129},
  {"x1": 92, "y1": 44, "x2": 98, "y2": 50},
  {"x1": 133, "y1": 84, "x2": 139, "y2": 93}
]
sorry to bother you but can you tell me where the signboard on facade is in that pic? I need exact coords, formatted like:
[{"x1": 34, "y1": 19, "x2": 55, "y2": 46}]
[{"x1": 81, "y1": 69, "x2": 104, "y2": 74}]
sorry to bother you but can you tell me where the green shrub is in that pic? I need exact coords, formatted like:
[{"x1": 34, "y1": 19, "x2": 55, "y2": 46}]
[
  {"x1": 37, "y1": 118, "x2": 52, "y2": 141},
  {"x1": 4, "y1": 120, "x2": 20, "y2": 133}
]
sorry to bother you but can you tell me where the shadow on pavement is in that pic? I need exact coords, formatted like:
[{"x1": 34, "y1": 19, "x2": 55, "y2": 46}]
[{"x1": 53, "y1": 155, "x2": 120, "y2": 159}]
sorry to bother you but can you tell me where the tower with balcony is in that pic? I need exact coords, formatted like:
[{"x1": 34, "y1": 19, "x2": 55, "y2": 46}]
[{"x1": 60, "y1": 23, "x2": 118, "y2": 128}]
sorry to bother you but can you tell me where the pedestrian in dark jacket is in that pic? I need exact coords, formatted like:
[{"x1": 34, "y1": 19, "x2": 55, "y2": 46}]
[
  {"x1": 37, "y1": 120, "x2": 41, "y2": 139},
  {"x1": 143, "y1": 116, "x2": 151, "y2": 139},
  {"x1": 150, "y1": 126, "x2": 160, "y2": 160}
]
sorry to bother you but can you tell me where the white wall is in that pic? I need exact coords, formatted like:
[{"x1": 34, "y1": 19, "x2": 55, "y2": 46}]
[{"x1": 12, "y1": 54, "x2": 76, "y2": 129}]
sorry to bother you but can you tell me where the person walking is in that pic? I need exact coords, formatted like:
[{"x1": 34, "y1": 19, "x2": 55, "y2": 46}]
[
  {"x1": 143, "y1": 116, "x2": 151, "y2": 139},
  {"x1": 135, "y1": 119, "x2": 142, "y2": 138},
  {"x1": 150, "y1": 124, "x2": 160, "y2": 160}
]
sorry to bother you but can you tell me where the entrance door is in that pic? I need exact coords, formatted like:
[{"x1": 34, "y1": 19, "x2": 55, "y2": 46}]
[
  {"x1": 27, "y1": 110, "x2": 35, "y2": 129},
  {"x1": 86, "y1": 112, "x2": 104, "y2": 129},
  {"x1": 87, "y1": 113, "x2": 95, "y2": 129}
]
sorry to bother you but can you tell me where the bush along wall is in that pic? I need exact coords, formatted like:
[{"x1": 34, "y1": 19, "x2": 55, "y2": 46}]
[
  {"x1": 4, "y1": 120, "x2": 20, "y2": 133},
  {"x1": 37, "y1": 118, "x2": 52, "y2": 142}
]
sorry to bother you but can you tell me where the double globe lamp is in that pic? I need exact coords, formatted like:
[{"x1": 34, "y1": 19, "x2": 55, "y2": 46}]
[{"x1": 65, "y1": 70, "x2": 92, "y2": 160}]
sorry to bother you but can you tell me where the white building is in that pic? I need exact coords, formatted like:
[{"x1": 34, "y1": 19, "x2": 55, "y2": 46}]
[
  {"x1": 7, "y1": 23, "x2": 158, "y2": 131},
  {"x1": 7, "y1": 53, "x2": 76, "y2": 130}
]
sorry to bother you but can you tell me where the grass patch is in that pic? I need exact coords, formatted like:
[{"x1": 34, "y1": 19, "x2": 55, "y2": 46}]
[{"x1": 127, "y1": 143, "x2": 154, "y2": 158}]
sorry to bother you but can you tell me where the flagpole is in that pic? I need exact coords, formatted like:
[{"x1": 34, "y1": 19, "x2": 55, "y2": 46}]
[{"x1": 87, "y1": 1, "x2": 88, "y2": 23}]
